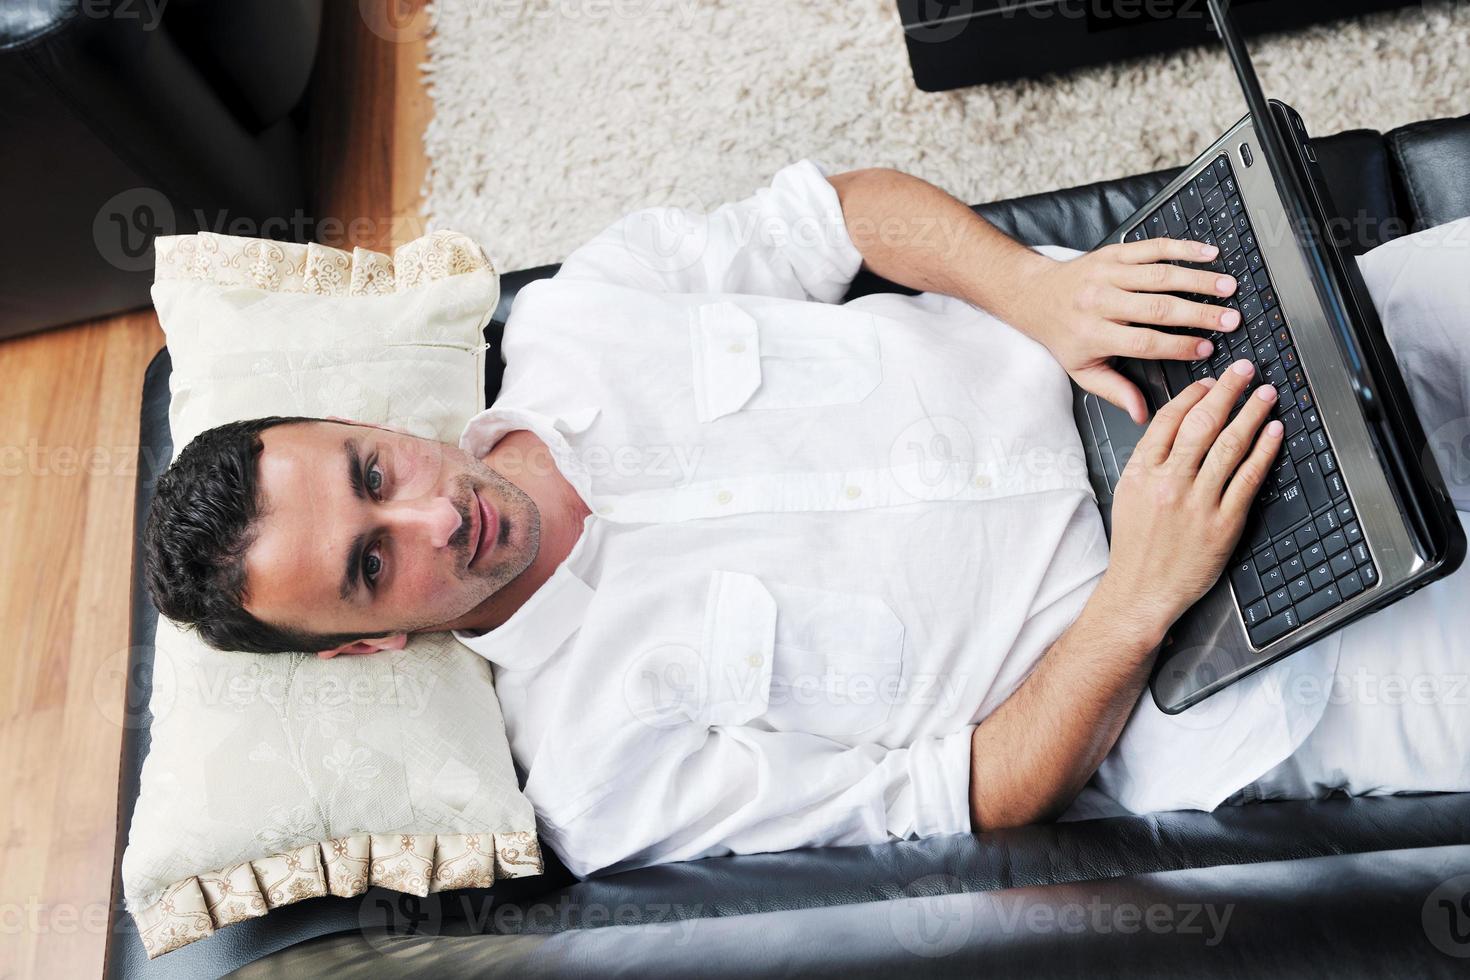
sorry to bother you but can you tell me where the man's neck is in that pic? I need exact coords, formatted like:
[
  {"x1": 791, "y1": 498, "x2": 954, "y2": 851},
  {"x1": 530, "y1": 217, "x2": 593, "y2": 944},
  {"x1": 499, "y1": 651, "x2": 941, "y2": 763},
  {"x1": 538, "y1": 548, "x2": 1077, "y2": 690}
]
[{"x1": 450, "y1": 429, "x2": 590, "y2": 635}]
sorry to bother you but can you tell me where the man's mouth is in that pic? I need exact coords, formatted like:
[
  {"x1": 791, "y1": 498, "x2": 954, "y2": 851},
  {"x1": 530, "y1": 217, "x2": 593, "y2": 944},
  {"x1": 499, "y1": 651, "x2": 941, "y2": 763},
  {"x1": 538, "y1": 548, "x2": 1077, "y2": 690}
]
[{"x1": 467, "y1": 488, "x2": 499, "y2": 570}]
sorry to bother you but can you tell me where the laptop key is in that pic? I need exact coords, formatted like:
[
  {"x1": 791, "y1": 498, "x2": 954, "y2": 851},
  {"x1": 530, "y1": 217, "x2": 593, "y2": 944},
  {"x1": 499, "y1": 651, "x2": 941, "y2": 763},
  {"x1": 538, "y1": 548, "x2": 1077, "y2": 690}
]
[
  {"x1": 1243, "y1": 599, "x2": 1271, "y2": 627},
  {"x1": 1181, "y1": 182, "x2": 1204, "y2": 218},
  {"x1": 1260, "y1": 566, "x2": 1284, "y2": 592},
  {"x1": 1327, "y1": 472, "x2": 1346, "y2": 499},
  {"x1": 1249, "y1": 606, "x2": 1299, "y2": 647},
  {"x1": 1359, "y1": 562, "x2": 1378, "y2": 587},
  {"x1": 1163, "y1": 359, "x2": 1193, "y2": 397},
  {"x1": 1164, "y1": 198, "x2": 1187, "y2": 237},
  {"x1": 1344, "y1": 521, "x2": 1362, "y2": 544},
  {"x1": 1214, "y1": 156, "x2": 1232, "y2": 181},
  {"x1": 1330, "y1": 550, "x2": 1355, "y2": 578},
  {"x1": 1288, "y1": 574, "x2": 1313, "y2": 602},
  {"x1": 1196, "y1": 167, "x2": 1219, "y2": 195},
  {"x1": 1351, "y1": 542, "x2": 1371, "y2": 566},
  {"x1": 1296, "y1": 583, "x2": 1341, "y2": 622},
  {"x1": 1231, "y1": 560, "x2": 1263, "y2": 604},
  {"x1": 1281, "y1": 408, "x2": 1303, "y2": 436},
  {"x1": 1222, "y1": 175, "x2": 1239, "y2": 197},
  {"x1": 1146, "y1": 211, "x2": 1167, "y2": 238},
  {"x1": 1309, "y1": 562, "x2": 1333, "y2": 591},
  {"x1": 1299, "y1": 456, "x2": 1330, "y2": 511},
  {"x1": 1204, "y1": 186, "x2": 1226, "y2": 215},
  {"x1": 1338, "y1": 570, "x2": 1363, "y2": 599},
  {"x1": 1265, "y1": 484, "x2": 1309, "y2": 535},
  {"x1": 1238, "y1": 293, "x2": 1263, "y2": 323},
  {"x1": 1267, "y1": 586, "x2": 1292, "y2": 615},
  {"x1": 1259, "y1": 287, "x2": 1278, "y2": 310}
]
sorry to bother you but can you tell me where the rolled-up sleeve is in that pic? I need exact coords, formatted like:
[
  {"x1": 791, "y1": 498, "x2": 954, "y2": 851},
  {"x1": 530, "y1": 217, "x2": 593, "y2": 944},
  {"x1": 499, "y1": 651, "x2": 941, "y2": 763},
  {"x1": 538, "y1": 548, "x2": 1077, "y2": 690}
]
[
  {"x1": 553, "y1": 159, "x2": 864, "y2": 302},
  {"x1": 528, "y1": 721, "x2": 975, "y2": 880}
]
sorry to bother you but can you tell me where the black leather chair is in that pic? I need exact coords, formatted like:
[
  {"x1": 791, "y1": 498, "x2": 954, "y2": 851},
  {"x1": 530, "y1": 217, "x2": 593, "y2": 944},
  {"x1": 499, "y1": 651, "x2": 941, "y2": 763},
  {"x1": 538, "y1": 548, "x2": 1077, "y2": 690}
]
[
  {"x1": 107, "y1": 112, "x2": 1470, "y2": 978},
  {"x1": 0, "y1": 0, "x2": 321, "y2": 339}
]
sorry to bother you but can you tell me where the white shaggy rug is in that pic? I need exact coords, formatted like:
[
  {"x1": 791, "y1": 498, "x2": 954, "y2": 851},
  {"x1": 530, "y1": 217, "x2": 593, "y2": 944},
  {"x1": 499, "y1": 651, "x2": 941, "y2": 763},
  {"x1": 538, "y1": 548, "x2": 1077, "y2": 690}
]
[{"x1": 422, "y1": 0, "x2": 1470, "y2": 272}]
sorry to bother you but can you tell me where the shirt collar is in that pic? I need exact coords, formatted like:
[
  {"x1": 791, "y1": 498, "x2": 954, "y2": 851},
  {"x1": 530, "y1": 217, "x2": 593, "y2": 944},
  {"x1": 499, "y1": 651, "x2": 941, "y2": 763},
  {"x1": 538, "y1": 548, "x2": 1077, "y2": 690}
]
[
  {"x1": 452, "y1": 560, "x2": 594, "y2": 669},
  {"x1": 453, "y1": 405, "x2": 601, "y2": 669},
  {"x1": 459, "y1": 403, "x2": 600, "y2": 510}
]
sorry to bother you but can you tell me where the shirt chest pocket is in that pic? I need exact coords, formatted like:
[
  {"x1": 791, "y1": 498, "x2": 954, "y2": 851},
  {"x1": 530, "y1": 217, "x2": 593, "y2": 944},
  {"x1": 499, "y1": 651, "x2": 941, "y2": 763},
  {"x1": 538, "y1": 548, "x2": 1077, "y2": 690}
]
[
  {"x1": 688, "y1": 301, "x2": 884, "y2": 423},
  {"x1": 701, "y1": 570, "x2": 905, "y2": 739}
]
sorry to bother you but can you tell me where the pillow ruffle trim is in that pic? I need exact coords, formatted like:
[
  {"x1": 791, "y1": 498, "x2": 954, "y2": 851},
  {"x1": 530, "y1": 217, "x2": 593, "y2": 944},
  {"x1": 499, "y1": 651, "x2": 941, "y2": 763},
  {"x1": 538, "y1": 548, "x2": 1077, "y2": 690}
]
[
  {"x1": 131, "y1": 829, "x2": 541, "y2": 959},
  {"x1": 153, "y1": 230, "x2": 495, "y2": 296}
]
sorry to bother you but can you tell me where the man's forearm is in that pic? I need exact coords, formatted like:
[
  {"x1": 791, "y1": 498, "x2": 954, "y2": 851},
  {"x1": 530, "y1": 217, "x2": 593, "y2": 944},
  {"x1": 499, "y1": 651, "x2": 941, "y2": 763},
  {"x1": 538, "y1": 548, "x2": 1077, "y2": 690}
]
[
  {"x1": 826, "y1": 168, "x2": 1050, "y2": 324},
  {"x1": 967, "y1": 575, "x2": 1165, "y2": 831}
]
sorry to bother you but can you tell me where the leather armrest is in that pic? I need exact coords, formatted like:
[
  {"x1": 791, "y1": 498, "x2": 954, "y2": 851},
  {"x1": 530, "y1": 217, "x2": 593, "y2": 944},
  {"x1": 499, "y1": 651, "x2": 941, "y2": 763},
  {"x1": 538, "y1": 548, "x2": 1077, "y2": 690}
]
[{"x1": 1388, "y1": 114, "x2": 1470, "y2": 232}]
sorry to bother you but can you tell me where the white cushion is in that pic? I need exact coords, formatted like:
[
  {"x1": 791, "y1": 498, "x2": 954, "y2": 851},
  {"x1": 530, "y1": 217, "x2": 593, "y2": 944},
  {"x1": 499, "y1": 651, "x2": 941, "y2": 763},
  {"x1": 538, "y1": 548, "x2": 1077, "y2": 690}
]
[{"x1": 122, "y1": 232, "x2": 543, "y2": 960}]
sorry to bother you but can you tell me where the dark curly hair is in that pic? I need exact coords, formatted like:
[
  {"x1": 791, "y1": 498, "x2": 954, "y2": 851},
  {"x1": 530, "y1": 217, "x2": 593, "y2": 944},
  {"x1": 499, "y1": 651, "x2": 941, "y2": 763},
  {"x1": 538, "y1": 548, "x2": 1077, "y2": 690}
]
[{"x1": 143, "y1": 416, "x2": 395, "y2": 653}]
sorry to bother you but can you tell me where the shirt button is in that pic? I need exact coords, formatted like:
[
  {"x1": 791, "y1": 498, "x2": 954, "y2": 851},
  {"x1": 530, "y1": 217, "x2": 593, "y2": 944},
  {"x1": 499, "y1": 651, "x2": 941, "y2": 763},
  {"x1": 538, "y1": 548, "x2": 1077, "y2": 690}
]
[
  {"x1": 727, "y1": 342, "x2": 746, "y2": 354},
  {"x1": 716, "y1": 490, "x2": 733, "y2": 504},
  {"x1": 844, "y1": 485, "x2": 861, "y2": 499},
  {"x1": 972, "y1": 475, "x2": 991, "y2": 489},
  {"x1": 598, "y1": 504, "x2": 614, "y2": 515},
  {"x1": 747, "y1": 653, "x2": 764, "y2": 667}
]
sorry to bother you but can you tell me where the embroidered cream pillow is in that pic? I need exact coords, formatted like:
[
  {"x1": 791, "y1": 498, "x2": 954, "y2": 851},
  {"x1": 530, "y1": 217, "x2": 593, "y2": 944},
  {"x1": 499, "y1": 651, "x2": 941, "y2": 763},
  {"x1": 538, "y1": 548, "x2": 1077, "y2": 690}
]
[{"x1": 122, "y1": 231, "x2": 542, "y2": 960}]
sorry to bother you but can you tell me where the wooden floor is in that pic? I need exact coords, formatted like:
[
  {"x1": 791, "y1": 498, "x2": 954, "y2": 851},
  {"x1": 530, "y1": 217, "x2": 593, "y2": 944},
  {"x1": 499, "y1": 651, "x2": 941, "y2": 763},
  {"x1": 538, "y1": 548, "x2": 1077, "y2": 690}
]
[{"x1": 0, "y1": 3, "x2": 431, "y2": 977}]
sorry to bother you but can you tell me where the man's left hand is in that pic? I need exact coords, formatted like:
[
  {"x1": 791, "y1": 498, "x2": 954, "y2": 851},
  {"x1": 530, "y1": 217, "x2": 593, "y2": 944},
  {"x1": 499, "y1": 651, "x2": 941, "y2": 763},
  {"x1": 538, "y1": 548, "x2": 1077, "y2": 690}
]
[{"x1": 1006, "y1": 238, "x2": 1242, "y2": 425}]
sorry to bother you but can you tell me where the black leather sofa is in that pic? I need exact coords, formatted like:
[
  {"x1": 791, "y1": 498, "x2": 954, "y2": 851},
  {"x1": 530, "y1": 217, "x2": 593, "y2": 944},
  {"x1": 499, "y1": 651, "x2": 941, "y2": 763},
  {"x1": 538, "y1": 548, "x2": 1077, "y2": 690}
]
[
  {"x1": 107, "y1": 112, "x2": 1470, "y2": 978},
  {"x1": 0, "y1": 0, "x2": 321, "y2": 339}
]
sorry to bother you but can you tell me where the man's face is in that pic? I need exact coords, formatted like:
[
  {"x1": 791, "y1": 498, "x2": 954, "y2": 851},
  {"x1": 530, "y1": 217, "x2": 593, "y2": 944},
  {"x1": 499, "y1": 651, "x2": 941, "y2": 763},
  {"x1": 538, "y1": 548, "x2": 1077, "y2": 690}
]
[{"x1": 242, "y1": 421, "x2": 539, "y2": 642}]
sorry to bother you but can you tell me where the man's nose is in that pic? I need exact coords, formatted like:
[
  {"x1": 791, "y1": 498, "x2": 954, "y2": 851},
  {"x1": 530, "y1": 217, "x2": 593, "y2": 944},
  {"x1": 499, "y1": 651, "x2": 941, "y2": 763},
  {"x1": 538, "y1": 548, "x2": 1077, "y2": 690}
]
[{"x1": 390, "y1": 495, "x2": 462, "y2": 549}]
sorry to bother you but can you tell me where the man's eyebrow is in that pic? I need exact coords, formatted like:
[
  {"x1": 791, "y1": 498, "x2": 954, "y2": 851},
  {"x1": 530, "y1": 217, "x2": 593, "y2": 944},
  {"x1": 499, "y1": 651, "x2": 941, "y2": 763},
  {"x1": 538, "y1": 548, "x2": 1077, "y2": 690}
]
[
  {"x1": 340, "y1": 438, "x2": 367, "y2": 601},
  {"x1": 346, "y1": 438, "x2": 368, "y2": 501}
]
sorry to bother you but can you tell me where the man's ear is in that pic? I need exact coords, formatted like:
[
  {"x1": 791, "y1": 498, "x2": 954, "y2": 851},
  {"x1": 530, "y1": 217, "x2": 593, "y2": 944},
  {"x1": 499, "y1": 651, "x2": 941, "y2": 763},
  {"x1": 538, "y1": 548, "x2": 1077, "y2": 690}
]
[
  {"x1": 325, "y1": 415, "x2": 415, "y2": 437},
  {"x1": 317, "y1": 633, "x2": 410, "y2": 660}
]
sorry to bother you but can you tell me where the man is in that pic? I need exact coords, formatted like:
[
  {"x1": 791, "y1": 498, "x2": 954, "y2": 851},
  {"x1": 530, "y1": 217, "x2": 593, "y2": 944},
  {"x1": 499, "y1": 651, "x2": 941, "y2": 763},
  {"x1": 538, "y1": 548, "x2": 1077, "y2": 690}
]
[{"x1": 145, "y1": 162, "x2": 1470, "y2": 877}]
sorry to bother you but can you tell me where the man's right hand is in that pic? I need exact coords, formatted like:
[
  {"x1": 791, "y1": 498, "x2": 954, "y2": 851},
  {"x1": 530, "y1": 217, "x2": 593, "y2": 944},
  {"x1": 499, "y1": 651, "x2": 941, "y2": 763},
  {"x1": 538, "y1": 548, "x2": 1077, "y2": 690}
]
[{"x1": 1097, "y1": 359, "x2": 1285, "y2": 647}]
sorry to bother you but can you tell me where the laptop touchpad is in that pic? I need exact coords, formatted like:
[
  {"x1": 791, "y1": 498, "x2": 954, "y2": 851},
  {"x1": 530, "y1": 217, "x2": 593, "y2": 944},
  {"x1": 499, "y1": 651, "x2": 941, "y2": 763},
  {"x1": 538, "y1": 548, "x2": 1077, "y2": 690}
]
[{"x1": 1086, "y1": 393, "x2": 1147, "y2": 493}]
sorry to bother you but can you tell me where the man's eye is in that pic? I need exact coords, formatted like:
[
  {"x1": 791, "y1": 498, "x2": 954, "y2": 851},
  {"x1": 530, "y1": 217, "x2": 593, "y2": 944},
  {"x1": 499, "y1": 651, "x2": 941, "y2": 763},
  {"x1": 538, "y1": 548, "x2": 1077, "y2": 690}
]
[
  {"x1": 364, "y1": 549, "x2": 383, "y2": 586},
  {"x1": 366, "y1": 461, "x2": 384, "y2": 497}
]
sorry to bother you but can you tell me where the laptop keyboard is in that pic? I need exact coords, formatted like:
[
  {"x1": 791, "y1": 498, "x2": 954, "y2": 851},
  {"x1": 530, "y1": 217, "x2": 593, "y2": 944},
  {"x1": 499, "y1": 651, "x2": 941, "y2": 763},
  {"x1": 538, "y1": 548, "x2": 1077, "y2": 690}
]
[{"x1": 1125, "y1": 153, "x2": 1379, "y2": 649}]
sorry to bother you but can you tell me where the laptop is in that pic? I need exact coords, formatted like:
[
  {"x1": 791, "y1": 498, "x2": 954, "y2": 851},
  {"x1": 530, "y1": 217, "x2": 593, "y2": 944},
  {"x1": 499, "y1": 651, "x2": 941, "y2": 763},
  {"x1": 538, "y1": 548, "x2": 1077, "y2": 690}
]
[{"x1": 1072, "y1": 0, "x2": 1466, "y2": 713}]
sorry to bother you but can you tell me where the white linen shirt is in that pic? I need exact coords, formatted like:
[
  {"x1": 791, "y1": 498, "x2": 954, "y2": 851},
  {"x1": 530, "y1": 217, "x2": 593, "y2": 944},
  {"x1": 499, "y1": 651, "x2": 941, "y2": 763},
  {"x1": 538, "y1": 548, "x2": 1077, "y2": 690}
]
[{"x1": 452, "y1": 160, "x2": 1338, "y2": 878}]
